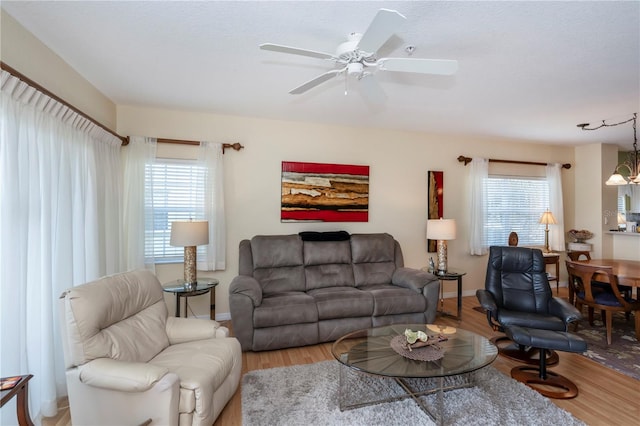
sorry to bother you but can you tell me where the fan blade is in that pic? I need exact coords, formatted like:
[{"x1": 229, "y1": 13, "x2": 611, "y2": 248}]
[
  {"x1": 357, "y1": 9, "x2": 406, "y2": 55},
  {"x1": 260, "y1": 43, "x2": 337, "y2": 61},
  {"x1": 357, "y1": 73, "x2": 387, "y2": 105},
  {"x1": 289, "y1": 69, "x2": 344, "y2": 94},
  {"x1": 377, "y1": 58, "x2": 458, "y2": 75}
]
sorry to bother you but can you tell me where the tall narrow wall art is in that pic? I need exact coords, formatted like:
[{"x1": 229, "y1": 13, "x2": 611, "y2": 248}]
[
  {"x1": 427, "y1": 171, "x2": 444, "y2": 252},
  {"x1": 281, "y1": 161, "x2": 369, "y2": 222}
]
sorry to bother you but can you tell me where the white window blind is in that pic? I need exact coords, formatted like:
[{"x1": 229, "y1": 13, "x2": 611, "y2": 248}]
[
  {"x1": 484, "y1": 175, "x2": 549, "y2": 247},
  {"x1": 145, "y1": 159, "x2": 206, "y2": 263}
]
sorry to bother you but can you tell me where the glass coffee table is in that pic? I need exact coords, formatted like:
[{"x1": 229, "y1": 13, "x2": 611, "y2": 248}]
[{"x1": 331, "y1": 323, "x2": 497, "y2": 425}]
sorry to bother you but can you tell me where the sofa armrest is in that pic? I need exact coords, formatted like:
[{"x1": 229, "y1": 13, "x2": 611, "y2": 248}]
[
  {"x1": 78, "y1": 358, "x2": 172, "y2": 392},
  {"x1": 391, "y1": 267, "x2": 437, "y2": 292},
  {"x1": 165, "y1": 317, "x2": 229, "y2": 344},
  {"x1": 229, "y1": 275, "x2": 263, "y2": 306},
  {"x1": 548, "y1": 297, "x2": 582, "y2": 327}
]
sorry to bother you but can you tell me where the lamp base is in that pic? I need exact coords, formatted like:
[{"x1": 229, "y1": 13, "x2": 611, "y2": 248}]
[
  {"x1": 543, "y1": 228, "x2": 551, "y2": 253},
  {"x1": 436, "y1": 239, "x2": 448, "y2": 274},
  {"x1": 184, "y1": 246, "x2": 197, "y2": 288}
]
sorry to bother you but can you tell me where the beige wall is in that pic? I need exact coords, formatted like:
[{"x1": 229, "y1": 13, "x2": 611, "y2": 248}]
[
  {"x1": 0, "y1": 10, "x2": 117, "y2": 129},
  {"x1": 117, "y1": 105, "x2": 576, "y2": 319},
  {"x1": 3, "y1": 12, "x2": 582, "y2": 320}
]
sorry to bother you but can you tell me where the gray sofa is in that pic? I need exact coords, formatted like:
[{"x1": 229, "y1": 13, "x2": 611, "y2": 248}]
[{"x1": 229, "y1": 232, "x2": 440, "y2": 351}]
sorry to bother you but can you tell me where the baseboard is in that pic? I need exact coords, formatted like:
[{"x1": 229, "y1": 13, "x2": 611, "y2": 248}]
[{"x1": 194, "y1": 312, "x2": 231, "y2": 322}]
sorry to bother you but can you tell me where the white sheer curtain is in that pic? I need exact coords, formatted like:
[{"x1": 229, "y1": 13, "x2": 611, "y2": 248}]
[
  {"x1": 0, "y1": 70, "x2": 123, "y2": 422},
  {"x1": 469, "y1": 158, "x2": 489, "y2": 255},
  {"x1": 198, "y1": 142, "x2": 226, "y2": 270},
  {"x1": 546, "y1": 163, "x2": 565, "y2": 251},
  {"x1": 122, "y1": 136, "x2": 157, "y2": 271}
]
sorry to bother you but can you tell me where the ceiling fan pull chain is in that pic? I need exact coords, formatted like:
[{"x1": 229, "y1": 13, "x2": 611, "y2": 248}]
[{"x1": 344, "y1": 74, "x2": 348, "y2": 96}]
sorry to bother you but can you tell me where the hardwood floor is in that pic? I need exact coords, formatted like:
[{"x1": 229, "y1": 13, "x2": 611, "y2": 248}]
[{"x1": 44, "y1": 289, "x2": 639, "y2": 426}]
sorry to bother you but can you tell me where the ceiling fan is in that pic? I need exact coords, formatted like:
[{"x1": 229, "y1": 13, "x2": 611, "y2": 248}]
[{"x1": 259, "y1": 8, "x2": 458, "y2": 98}]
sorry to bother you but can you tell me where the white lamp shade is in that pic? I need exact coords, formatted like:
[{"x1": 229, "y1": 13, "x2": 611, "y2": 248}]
[
  {"x1": 538, "y1": 211, "x2": 557, "y2": 225},
  {"x1": 605, "y1": 173, "x2": 628, "y2": 185},
  {"x1": 426, "y1": 218, "x2": 457, "y2": 240},
  {"x1": 170, "y1": 220, "x2": 209, "y2": 247}
]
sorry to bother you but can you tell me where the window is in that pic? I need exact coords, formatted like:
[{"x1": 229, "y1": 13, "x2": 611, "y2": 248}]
[
  {"x1": 484, "y1": 175, "x2": 549, "y2": 247},
  {"x1": 145, "y1": 159, "x2": 206, "y2": 263}
]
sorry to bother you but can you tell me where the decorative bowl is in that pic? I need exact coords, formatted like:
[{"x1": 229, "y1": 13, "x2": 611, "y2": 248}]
[{"x1": 567, "y1": 229, "x2": 594, "y2": 243}]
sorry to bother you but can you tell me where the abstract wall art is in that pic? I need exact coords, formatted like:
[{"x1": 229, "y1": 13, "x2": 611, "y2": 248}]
[{"x1": 281, "y1": 161, "x2": 369, "y2": 222}]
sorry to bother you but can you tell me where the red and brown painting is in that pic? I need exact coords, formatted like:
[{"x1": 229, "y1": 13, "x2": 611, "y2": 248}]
[{"x1": 281, "y1": 161, "x2": 369, "y2": 222}]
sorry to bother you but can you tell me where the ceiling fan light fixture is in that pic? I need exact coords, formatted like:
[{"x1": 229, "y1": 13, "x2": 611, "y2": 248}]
[{"x1": 347, "y1": 63, "x2": 364, "y2": 76}]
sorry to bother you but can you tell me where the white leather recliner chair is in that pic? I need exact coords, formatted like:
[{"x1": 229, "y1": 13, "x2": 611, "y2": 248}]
[{"x1": 59, "y1": 269, "x2": 241, "y2": 426}]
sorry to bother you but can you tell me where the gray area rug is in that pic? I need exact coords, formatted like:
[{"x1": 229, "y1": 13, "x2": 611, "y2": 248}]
[{"x1": 242, "y1": 360, "x2": 585, "y2": 426}]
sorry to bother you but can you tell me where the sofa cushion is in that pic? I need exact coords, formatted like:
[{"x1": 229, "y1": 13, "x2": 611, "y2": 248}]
[
  {"x1": 350, "y1": 233, "x2": 395, "y2": 263},
  {"x1": 353, "y1": 262, "x2": 396, "y2": 287},
  {"x1": 359, "y1": 284, "x2": 427, "y2": 316},
  {"x1": 149, "y1": 337, "x2": 240, "y2": 420},
  {"x1": 251, "y1": 235, "x2": 303, "y2": 268},
  {"x1": 308, "y1": 287, "x2": 374, "y2": 320},
  {"x1": 304, "y1": 240, "x2": 354, "y2": 290},
  {"x1": 253, "y1": 292, "x2": 318, "y2": 328},
  {"x1": 253, "y1": 266, "x2": 306, "y2": 295},
  {"x1": 303, "y1": 240, "x2": 352, "y2": 266},
  {"x1": 351, "y1": 234, "x2": 397, "y2": 287}
]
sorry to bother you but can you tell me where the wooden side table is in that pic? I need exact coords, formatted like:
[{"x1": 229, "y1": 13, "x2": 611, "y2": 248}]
[
  {"x1": 543, "y1": 252, "x2": 560, "y2": 293},
  {"x1": 1, "y1": 375, "x2": 34, "y2": 426}
]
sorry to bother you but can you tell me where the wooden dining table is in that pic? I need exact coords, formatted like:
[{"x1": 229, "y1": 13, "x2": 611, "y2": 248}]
[{"x1": 569, "y1": 258, "x2": 640, "y2": 289}]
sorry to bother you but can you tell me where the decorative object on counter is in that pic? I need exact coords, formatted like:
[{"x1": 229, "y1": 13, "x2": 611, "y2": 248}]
[
  {"x1": 618, "y1": 213, "x2": 627, "y2": 231},
  {"x1": 426, "y1": 218, "x2": 456, "y2": 274},
  {"x1": 578, "y1": 112, "x2": 640, "y2": 185},
  {"x1": 539, "y1": 210, "x2": 557, "y2": 252},
  {"x1": 170, "y1": 220, "x2": 209, "y2": 288},
  {"x1": 566, "y1": 229, "x2": 594, "y2": 243}
]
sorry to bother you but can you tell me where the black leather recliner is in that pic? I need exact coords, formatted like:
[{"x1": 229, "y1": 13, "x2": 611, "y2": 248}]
[{"x1": 477, "y1": 246, "x2": 582, "y2": 364}]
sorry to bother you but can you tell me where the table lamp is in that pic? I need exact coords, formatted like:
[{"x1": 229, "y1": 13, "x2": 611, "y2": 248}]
[
  {"x1": 538, "y1": 210, "x2": 557, "y2": 253},
  {"x1": 170, "y1": 220, "x2": 209, "y2": 288},
  {"x1": 426, "y1": 218, "x2": 457, "y2": 275}
]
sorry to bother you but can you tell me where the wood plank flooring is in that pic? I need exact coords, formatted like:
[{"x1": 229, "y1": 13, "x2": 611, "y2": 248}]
[{"x1": 44, "y1": 289, "x2": 639, "y2": 426}]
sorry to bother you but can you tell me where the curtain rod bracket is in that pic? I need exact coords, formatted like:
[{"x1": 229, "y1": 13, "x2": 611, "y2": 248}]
[
  {"x1": 222, "y1": 142, "x2": 244, "y2": 154},
  {"x1": 457, "y1": 155, "x2": 571, "y2": 169}
]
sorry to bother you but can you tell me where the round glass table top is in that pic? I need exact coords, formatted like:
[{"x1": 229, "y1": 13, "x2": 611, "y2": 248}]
[
  {"x1": 331, "y1": 323, "x2": 497, "y2": 379},
  {"x1": 162, "y1": 278, "x2": 218, "y2": 294}
]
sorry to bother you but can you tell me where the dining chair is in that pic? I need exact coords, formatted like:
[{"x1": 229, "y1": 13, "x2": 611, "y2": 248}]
[
  {"x1": 567, "y1": 251, "x2": 590, "y2": 261},
  {"x1": 564, "y1": 253, "x2": 632, "y2": 306},
  {"x1": 565, "y1": 261, "x2": 640, "y2": 345}
]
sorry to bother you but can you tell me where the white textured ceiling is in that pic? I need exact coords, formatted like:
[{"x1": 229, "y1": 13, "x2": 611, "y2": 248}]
[{"x1": 2, "y1": 1, "x2": 640, "y2": 148}]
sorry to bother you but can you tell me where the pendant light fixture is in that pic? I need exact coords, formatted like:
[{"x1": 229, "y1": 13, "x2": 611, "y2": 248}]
[{"x1": 578, "y1": 113, "x2": 640, "y2": 185}]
